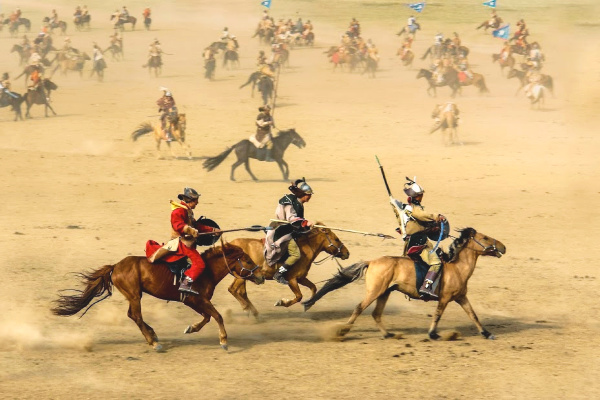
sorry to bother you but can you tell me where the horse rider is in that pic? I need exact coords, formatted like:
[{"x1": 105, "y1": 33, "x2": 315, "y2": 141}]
[
  {"x1": 120, "y1": 6, "x2": 130, "y2": 22},
  {"x1": 92, "y1": 42, "x2": 105, "y2": 71},
  {"x1": 28, "y1": 64, "x2": 50, "y2": 103},
  {"x1": 432, "y1": 58, "x2": 444, "y2": 84},
  {"x1": 489, "y1": 10, "x2": 499, "y2": 27},
  {"x1": 109, "y1": 32, "x2": 123, "y2": 50},
  {"x1": 74, "y1": 6, "x2": 82, "y2": 22},
  {"x1": 367, "y1": 41, "x2": 380, "y2": 62},
  {"x1": 147, "y1": 187, "x2": 221, "y2": 295},
  {"x1": 500, "y1": 40, "x2": 512, "y2": 61},
  {"x1": 407, "y1": 15, "x2": 417, "y2": 33},
  {"x1": 15, "y1": 7, "x2": 22, "y2": 20},
  {"x1": 457, "y1": 54, "x2": 473, "y2": 80},
  {"x1": 157, "y1": 87, "x2": 176, "y2": 141},
  {"x1": 396, "y1": 178, "x2": 446, "y2": 298},
  {"x1": 254, "y1": 104, "x2": 275, "y2": 161},
  {"x1": 143, "y1": 7, "x2": 151, "y2": 21},
  {"x1": 265, "y1": 178, "x2": 315, "y2": 284},
  {"x1": 62, "y1": 37, "x2": 79, "y2": 60},
  {"x1": 226, "y1": 35, "x2": 239, "y2": 52},
  {"x1": 0, "y1": 72, "x2": 18, "y2": 99},
  {"x1": 146, "y1": 39, "x2": 162, "y2": 66},
  {"x1": 432, "y1": 102, "x2": 460, "y2": 127},
  {"x1": 302, "y1": 19, "x2": 313, "y2": 38},
  {"x1": 20, "y1": 35, "x2": 31, "y2": 53},
  {"x1": 257, "y1": 50, "x2": 268, "y2": 66},
  {"x1": 528, "y1": 43, "x2": 543, "y2": 70},
  {"x1": 221, "y1": 27, "x2": 231, "y2": 41},
  {"x1": 400, "y1": 34, "x2": 413, "y2": 59},
  {"x1": 28, "y1": 51, "x2": 43, "y2": 68},
  {"x1": 82, "y1": 6, "x2": 89, "y2": 18},
  {"x1": 49, "y1": 9, "x2": 59, "y2": 27}
]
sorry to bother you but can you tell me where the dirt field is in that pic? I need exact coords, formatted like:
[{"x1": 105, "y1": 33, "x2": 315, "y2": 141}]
[{"x1": 1, "y1": 0, "x2": 599, "y2": 398}]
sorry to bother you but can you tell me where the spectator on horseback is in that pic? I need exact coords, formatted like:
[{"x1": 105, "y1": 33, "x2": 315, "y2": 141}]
[
  {"x1": 267, "y1": 178, "x2": 315, "y2": 285},
  {"x1": 255, "y1": 104, "x2": 275, "y2": 161},
  {"x1": 157, "y1": 87, "x2": 176, "y2": 141},
  {"x1": 150, "y1": 187, "x2": 221, "y2": 295},
  {"x1": 0, "y1": 72, "x2": 18, "y2": 99},
  {"x1": 397, "y1": 178, "x2": 446, "y2": 298},
  {"x1": 294, "y1": 18, "x2": 303, "y2": 34}
]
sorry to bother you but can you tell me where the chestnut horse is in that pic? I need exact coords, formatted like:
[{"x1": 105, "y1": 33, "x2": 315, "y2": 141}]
[
  {"x1": 131, "y1": 114, "x2": 191, "y2": 159},
  {"x1": 52, "y1": 243, "x2": 265, "y2": 351},
  {"x1": 492, "y1": 53, "x2": 515, "y2": 75},
  {"x1": 476, "y1": 17, "x2": 503, "y2": 32},
  {"x1": 25, "y1": 78, "x2": 58, "y2": 118},
  {"x1": 229, "y1": 225, "x2": 350, "y2": 318},
  {"x1": 430, "y1": 103, "x2": 461, "y2": 146},
  {"x1": 303, "y1": 228, "x2": 506, "y2": 340}
]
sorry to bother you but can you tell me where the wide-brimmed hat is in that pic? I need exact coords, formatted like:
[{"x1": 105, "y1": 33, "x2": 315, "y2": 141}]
[
  {"x1": 178, "y1": 187, "x2": 200, "y2": 201},
  {"x1": 258, "y1": 104, "x2": 271, "y2": 112}
]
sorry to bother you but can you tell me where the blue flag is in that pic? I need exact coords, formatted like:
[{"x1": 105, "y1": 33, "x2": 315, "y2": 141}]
[
  {"x1": 261, "y1": 0, "x2": 271, "y2": 8},
  {"x1": 482, "y1": 0, "x2": 496, "y2": 8},
  {"x1": 408, "y1": 2, "x2": 425, "y2": 13},
  {"x1": 492, "y1": 24, "x2": 510, "y2": 39}
]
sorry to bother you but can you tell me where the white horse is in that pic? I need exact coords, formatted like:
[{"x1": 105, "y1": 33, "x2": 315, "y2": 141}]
[{"x1": 526, "y1": 84, "x2": 545, "y2": 109}]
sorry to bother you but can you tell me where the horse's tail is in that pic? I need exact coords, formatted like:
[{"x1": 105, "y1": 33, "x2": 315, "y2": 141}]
[
  {"x1": 202, "y1": 144, "x2": 238, "y2": 171},
  {"x1": 546, "y1": 76, "x2": 554, "y2": 94},
  {"x1": 302, "y1": 261, "x2": 369, "y2": 311},
  {"x1": 51, "y1": 264, "x2": 115, "y2": 317},
  {"x1": 420, "y1": 46, "x2": 431, "y2": 60},
  {"x1": 240, "y1": 72, "x2": 257, "y2": 89},
  {"x1": 131, "y1": 122, "x2": 154, "y2": 141},
  {"x1": 477, "y1": 76, "x2": 489, "y2": 93}
]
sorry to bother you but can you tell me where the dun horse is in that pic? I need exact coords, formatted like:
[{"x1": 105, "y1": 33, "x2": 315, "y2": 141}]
[
  {"x1": 303, "y1": 228, "x2": 506, "y2": 340},
  {"x1": 52, "y1": 243, "x2": 265, "y2": 351},
  {"x1": 131, "y1": 114, "x2": 191, "y2": 159},
  {"x1": 430, "y1": 103, "x2": 461, "y2": 146},
  {"x1": 203, "y1": 128, "x2": 306, "y2": 181},
  {"x1": 507, "y1": 68, "x2": 554, "y2": 97},
  {"x1": 492, "y1": 53, "x2": 515, "y2": 75},
  {"x1": 229, "y1": 225, "x2": 350, "y2": 318},
  {"x1": 476, "y1": 17, "x2": 503, "y2": 32},
  {"x1": 111, "y1": 15, "x2": 137, "y2": 31}
]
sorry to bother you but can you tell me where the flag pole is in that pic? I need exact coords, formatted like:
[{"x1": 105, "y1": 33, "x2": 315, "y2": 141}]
[{"x1": 271, "y1": 59, "x2": 282, "y2": 117}]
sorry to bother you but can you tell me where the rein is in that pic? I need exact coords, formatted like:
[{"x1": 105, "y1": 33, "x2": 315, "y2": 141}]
[
  {"x1": 471, "y1": 236, "x2": 498, "y2": 254},
  {"x1": 219, "y1": 247, "x2": 259, "y2": 279},
  {"x1": 312, "y1": 230, "x2": 345, "y2": 269}
]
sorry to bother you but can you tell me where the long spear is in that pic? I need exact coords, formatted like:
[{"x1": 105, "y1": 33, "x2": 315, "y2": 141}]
[
  {"x1": 196, "y1": 225, "x2": 272, "y2": 236},
  {"x1": 270, "y1": 219, "x2": 395, "y2": 240},
  {"x1": 375, "y1": 155, "x2": 407, "y2": 238},
  {"x1": 271, "y1": 60, "x2": 282, "y2": 117}
]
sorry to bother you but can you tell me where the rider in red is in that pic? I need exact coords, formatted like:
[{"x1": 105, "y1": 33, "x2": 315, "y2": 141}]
[{"x1": 147, "y1": 187, "x2": 221, "y2": 295}]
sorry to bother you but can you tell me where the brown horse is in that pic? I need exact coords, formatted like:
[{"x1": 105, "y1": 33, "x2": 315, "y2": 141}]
[
  {"x1": 476, "y1": 17, "x2": 503, "y2": 32},
  {"x1": 25, "y1": 78, "x2": 58, "y2": 118},
  {"x1": 430, "y1": 103, "x2": 461, "y2": 146},
  {"x1": 131, "y1": 114, "x2": 191, "y2": 159},
  {"x1": 457, "y1": 70, "x2": 489, "y2": 94},
  {"x1": 507, "y1": 68, "x2": 554, "y2": 97},
  {"x1": 416, "y1": 68, "x2": 460, "y2": 98},
  {"x1": 52, "y1": 243, "x2": 265, "y2": 351},
  {"x1": 492, "y1": 53, "x2": 515, "y2": 75},
  {"x1": 397, "y1": 48, "x2": 414, "y2": 67},
  {"x1": 111, "y1": 14, "x2": 136, "y2": 31},
  {"x1": 51, "y1": 51, "x2": 91, "y2": 77},
  {"x1": 303, "y1": 228, "x2": 506, "y2": 340},
  {"x1": 43, "y1": 17, "x2": 67, "y2": 35},
  {"x1": 146, "y1": 55, "x2": 162, "y2": 77},
  {"x1": 228, "y1": 225, "x2": 350, "y2": 318}
]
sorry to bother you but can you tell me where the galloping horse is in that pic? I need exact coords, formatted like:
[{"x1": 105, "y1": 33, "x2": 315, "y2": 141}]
[
  {"x1": 90, "y1": 58, "x2": 107, "y2": 82},
  {"x1": 131, "y1": 114, "x2": 191, "y2": 159},
  {"x1": 25, "y1": 78, "x2": 58, "y2": 118},
  {"x1": 229, "y1": 225, "x2": 350, "y2": 318},
  {"x1": 52, "y1": 243, "x2": 265, "y2": 351},
  {"x1": 240, "y1": 71, "x2": 265, "y2": 97},
  {"x1": 4, "y1": 17, "x2": 30, "y2": 37},
  {"x1": 104, "y1": 43, "x2": 123, "y2": 61},
  {"x1": 526, "y1": 84, "x2": 545, "y2": 109},
  {"x1": 253, "y1": 25, "x2": 275, "y2": 45},
  {"x1": 363, "y1": 57, "x2": 378, "y2": 78},
  {"x1": 397, "y1": 48, "x2": 414, "y2": 67},
  {"x1": 416, "y1": 68, "x2": 460, "y2": 98},
  {"x1": 476, "y1": 17, "x2": 503, "y2": 32},
  {"x1": 111, "y1": 14, "x2": 136, "y2": 31},
  {"x1": 0, "y1": 91, "x2": 24, "y2": 121},
  {"x1": 303, "y1": 228, "x2": 506, "y2": 340},
  {"x1": 257, "y1": 75, "x2": 274, "y2": 105},
  {"x1": 203, "y1": 128, "x2": 306, "y2": 181},
  {"x1": 42, "y1": 17, "x2": 67, "y2": 35},
  {"x1": 397, "y1": 22, "x2": 420, "y2": 38},
  {"x1": 430, "y1": 103, "x2": 461, "y2": 146},
  {"x1": 52, "y1": 52, "x2": 91, "y2": 77},
  {"x1": 204, "y1": 58, "x2": 216, "y2": 80},
  {"x1": 10, "y1": 44, "x2": 30, "y2": 66},
  {"x1": 507, "y1": 68, "x2": 554, "y2": 97},
  {"x1": 457, "y1": 70, "x2": 489, "y2": 94},
  {"x1": 492, "y1": 53, "x2": 515, "y2": 75}
]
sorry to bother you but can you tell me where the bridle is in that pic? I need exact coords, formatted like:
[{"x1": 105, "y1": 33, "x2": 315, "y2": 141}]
[
  {"x1": 471, "y1": 235, "x2": 499, "y2": 255},
  {"x1": 220, "y1": 248, "x2": 259, "y2": 279},
  {"x1": 313, "y1": 229, "x2": 345, "y2": 267}
]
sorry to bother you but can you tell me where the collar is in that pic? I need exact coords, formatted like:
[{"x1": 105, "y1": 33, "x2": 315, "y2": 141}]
[{"x1": 170, "y1": 200, "x2": 189, "y2": 211}]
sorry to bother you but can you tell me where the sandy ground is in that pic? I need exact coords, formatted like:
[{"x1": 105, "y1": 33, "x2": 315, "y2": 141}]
[{"x1": 1, "y1": 0, "x2": 599, "y2": 398}]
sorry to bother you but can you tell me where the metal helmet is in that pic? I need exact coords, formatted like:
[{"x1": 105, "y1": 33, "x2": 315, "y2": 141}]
[
  {"x1": 290, "y1": 177, "x2": 313, "y2": 196},
  {"x1": 165, "y1": 91, "x2": 172, "y2": 97},
  {"x1": 178, "y1": 187, "x2": 200, "y2": 201},
  {"x1": 403, "y1": 176, "x2": 424, "y2": 197}
]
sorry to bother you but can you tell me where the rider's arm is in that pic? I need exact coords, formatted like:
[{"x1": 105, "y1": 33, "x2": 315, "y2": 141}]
[{"x1": 171, "y1": 208, "x2": 199, "y2": 237}]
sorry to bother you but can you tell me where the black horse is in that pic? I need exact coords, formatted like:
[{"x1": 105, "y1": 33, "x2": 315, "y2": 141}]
[
  {"x1": 240, "y1": 71, "x2": 276, "y2": 98},
  {"x1": 257, "y1": 76, "x2": 274, "y2": 105},
  {"x1": 74, "y1": 14, "x2": 91, "y2": 31},
  {"x1": 0, "y1": 91, "x2": 24, "y2": 121},
  {"x1": 204, "y1": 58, "x2": 216, "y2": 80},
  {"x1": 416, "y1": 68, "x2": 460, "y2": 98},
  {"x1": 203, "y1": 129, "x2": 306, "y2": 181},
  {"x1": 25, "y1": 79, "x2": 58, "y2": 118},
  {"x1": 4, "y1": 18, "x2": 31, "y2": 36}
]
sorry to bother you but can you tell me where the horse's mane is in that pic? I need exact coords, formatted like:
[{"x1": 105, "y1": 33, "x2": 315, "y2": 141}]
[
  {"x1": 444, "y1": 227, "x2": 476, "y2": 263},
  {"x1": 202, "y1": 243, "x2": 244, "y2": 260}
]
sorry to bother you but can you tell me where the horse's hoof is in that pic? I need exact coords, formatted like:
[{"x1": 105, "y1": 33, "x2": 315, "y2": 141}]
[
  {"x1": 429, "y1": 332, "x2": 441, "y2": 340},
  {"x1": 221, "y1": 344, "x2": 228, "y2": 351},
  {"x1": 274, "y1": 300, "x2": 283, "y2": 307},
  {"x1": 153, "y1": 343, "x2": 164, "y2": 352},
  {"x1": 482, "y1": 330, "x2": 495, "y2": 340},
  {"x1": 184, "y1": 325, "x2": 193, "y2": 334},
  {"x1": 383, "y1": 332, "x2": 395, "y2": 339}
]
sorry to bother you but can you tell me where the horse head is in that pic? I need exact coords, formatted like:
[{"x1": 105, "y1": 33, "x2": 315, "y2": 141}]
[
  {"x1": 506, "y1": 68, "x2": 519, "y2": 79},
  {"x1": 448, "y1": 228, "x2": 506, "y2": 261},
  {"x1": 431, "y1": 104, "x2": 441, "y2": 118},
  {"x1": 219, "y1": 243, "x2": 265, "y2": 284},
  {"x1": 311, "y1": 223, "x2": 350, "y2": 260},
  {"x1": 416, "y1": 68, "x2": 431, "y2": 79},
  {"x1": 286, "y1": 128, "x2": 306, "y2": 149},
  {"x1": 43, "y1": 79, "x2": 58, "y2": 91}
]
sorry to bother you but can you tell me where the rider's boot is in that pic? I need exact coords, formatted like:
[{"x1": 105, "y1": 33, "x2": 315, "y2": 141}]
[
  {"x1": 178, "y1": 276, "x2": 199, "y2": 295},
  {"x1": 273, "y1": 264, "x2": 290, "y2": 285},
  {"x1": 419, "y1": 268, "x2": 440, "y2": 299},
  {"x1": 265, "y1": 148, "x2": 274, "y2": 162}
]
